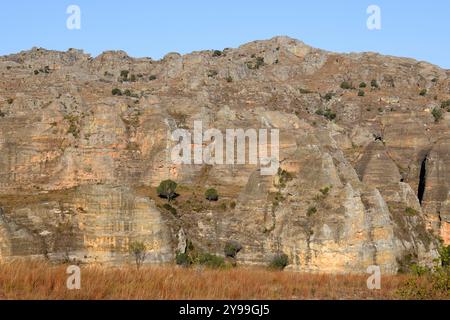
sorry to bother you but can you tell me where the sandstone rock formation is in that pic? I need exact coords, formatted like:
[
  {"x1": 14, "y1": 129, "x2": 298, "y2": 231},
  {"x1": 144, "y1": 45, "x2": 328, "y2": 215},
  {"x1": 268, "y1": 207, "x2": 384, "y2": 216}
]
[{"x1": 0, "y1": 36, "x2": 449, "y2": 274}]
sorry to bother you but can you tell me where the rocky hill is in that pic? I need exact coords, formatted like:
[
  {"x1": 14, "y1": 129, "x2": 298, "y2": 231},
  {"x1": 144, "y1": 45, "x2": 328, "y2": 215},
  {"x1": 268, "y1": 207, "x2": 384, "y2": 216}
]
[{"x1": 0, "y1": 36, "x2": 449, "y2": 274}]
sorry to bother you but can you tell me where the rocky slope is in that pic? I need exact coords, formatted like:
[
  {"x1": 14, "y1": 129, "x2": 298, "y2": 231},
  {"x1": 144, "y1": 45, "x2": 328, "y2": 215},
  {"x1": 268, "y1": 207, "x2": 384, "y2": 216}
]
[{"x1": 0, "y1": 36, "x2": 449, "y2": 274}]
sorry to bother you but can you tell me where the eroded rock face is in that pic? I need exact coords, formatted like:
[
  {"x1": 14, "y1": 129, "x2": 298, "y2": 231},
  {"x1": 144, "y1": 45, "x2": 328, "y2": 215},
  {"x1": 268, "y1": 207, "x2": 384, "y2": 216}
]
[{"x1": 1, "y1": 36, "x2": 449, "y2": 273}]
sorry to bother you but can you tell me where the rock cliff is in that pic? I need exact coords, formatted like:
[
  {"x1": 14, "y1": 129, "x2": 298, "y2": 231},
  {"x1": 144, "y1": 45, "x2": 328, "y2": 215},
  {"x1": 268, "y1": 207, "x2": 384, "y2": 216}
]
[{"x1": 0, "y1": 36, "x2": 449, "y2": 274}]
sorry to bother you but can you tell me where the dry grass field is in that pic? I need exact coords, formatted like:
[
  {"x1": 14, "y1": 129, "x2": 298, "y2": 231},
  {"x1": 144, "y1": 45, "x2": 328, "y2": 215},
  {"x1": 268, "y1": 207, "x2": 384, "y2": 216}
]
[{"x1": 0, "y1": 260, "x2": 444, "y2": 300}]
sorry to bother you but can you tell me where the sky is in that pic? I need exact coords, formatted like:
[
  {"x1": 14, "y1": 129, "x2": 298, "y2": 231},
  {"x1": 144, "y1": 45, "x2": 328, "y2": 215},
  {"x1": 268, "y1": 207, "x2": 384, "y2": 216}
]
[{"x1": 0, "y1": 0, "x2": 449, "y2": 68}]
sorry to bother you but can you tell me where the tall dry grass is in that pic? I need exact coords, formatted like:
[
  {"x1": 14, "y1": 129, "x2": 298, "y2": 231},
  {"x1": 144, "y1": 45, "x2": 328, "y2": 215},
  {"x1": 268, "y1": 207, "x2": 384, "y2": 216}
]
[{"x1": 0, "y1": 260, "x2": 416, "y2": 300}]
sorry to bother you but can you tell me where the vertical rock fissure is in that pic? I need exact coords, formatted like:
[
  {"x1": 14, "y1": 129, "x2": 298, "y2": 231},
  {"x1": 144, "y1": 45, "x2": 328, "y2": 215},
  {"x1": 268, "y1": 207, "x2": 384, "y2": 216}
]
[{"x1": 418, "y1": 155, "x2": 428, "y2": 205}]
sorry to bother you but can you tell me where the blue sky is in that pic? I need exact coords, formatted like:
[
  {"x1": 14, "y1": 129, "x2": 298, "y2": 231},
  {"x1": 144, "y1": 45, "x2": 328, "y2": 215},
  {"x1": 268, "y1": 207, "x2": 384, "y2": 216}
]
[{"x1": 0, "y1": 0, "x2": 449, "y2": 68}]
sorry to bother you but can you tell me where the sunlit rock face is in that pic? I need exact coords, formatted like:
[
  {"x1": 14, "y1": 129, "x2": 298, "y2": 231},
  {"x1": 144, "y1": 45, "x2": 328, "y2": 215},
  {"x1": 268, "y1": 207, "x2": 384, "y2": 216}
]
[{"x1": 1, "y1": 36, "x2": 449, "y2": 273}]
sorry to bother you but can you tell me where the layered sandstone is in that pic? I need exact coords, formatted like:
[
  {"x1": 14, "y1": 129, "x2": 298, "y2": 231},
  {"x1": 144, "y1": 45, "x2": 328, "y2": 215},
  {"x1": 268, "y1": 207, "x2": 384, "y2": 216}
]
[{"x1": 1, "y1": 37, "x2": 449, "y2": 273}]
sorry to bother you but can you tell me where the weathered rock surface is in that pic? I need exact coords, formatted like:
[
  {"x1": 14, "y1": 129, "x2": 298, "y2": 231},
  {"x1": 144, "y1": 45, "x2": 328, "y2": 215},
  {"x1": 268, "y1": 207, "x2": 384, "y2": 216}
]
[{"x1": 1, "y1": 36, "x2": 449, "y2": 273}]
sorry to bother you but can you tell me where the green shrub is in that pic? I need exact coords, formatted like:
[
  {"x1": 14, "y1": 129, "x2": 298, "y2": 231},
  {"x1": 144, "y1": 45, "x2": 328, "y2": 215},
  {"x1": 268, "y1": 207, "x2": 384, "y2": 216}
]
[
  {"x1": 438, "y1": 245, "x2": 450, "y2": 267},
  {"x1": 212, "y1": 50, "x2": 222, "y2": 57},
  {"x1": 419, "y1": 89, "x2": 427, "y2": 96},
  {"x1": 175, "y1": 252, "x2": 192, "y2": 267},
  {"x1": 307, "y1": 206, "x2": 317, "y2": 217},
  {"x1": 405, "y1": 207, "x2": 418, "y2": 216},
  {"x1": 112, "y1": 88, "x2": 122, "y2": 96},
  {"x1": 359, "y1": 82, "x2": 367, "y2": 88},
  {"x1": 432, "y1": 107, "x2": 443, "y2": 122},
  {"x1": 149, "y1": 75, "x2": 157, "y2": 81},
  {"x1": 340, "y1": 81, "x2": 352, "y2": 90},
  {"x1": 269, "y1": 253, "x2": 289, "y2": 270},
  {"x1": 163, "y1": 203, "x2": 177, "y2": 215},
  {"x1": 205, "y1": 188, "x2": 219, "y2": 201},
  {"x1": 129, "y1": 241, "x2": 147, "y2": 269},
  {"x1": 124, "y1": 89, "x2": 132, "y2": 96},
  {"x1": 120, "y1": 70, "x2": 129, "y2": 80},
  {"x1": 197, "y1": 253, "x2": 226, "y2": 268},
  {"x1": 157, "y1": 179, "x2": 178, "y2": 202},
  {"x1": 316, "y1": 109, "x2": 336, "y2": 121},
  {"x1": 207, "y1": 70, "x2": 218, "y2": 78},
  {"x1": 358, "y1": 90, "x2": 365, "y2": 97},
  {"x1": 371, "y1": 79, "x2": 379, "y2": 88},
  {"x1": 440, "y1": 100, "x2": 450, "y2": 109},
  {"x1": 224, "y1": 240, "x2": 242, "y2": 258},
  {"x1": 323, "y1": 92, "x2": 334, "y2": 101}
]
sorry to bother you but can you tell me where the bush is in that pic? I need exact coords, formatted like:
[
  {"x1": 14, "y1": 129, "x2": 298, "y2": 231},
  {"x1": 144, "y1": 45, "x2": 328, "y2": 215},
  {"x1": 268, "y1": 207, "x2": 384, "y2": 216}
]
[
  {"x1": 419, "y1": 89, "x2": 427, "y2": 96},
  {"x1": 359, "y1": 82, "x2": 367, "y2": 88},
  {"x1": 432, "y1": 107, "x2": 443, "y2": 122},
  {"x1": 226, "y1": 76, "x2": 233, "y2": 83},
  {"x1": 149, "y1": 75, "x2": 157, "y2": 81},
  {"x1": 157, "y1": 180, "x2": 178, "y2": 202},
  {"x1": 129, "y1": 241, "x2": 147, "y2": 269},
  {"x1": 120, "y1": 70, "x2": 129, "y2": 80},
  {"x1": 207, "y1": 70, "x2": 218, "y2": 78},
  {"x1": 316, "y1": 109, "x2": 336, "y2": 121},
  {"x1": 438, "y1": 245, "x2": 450, "y2": 267},
  {"x1": 371, "y1": 79, "x2": 379, "y2": 88},
  {"x1": 224, "y1": 240, "x2": 242, "y2": 258},
  {"x1": 323, "y1": 92, "x2": 334, "y2": 101},
  {"x1": 205, "y1": 188, "x2": 219, "y2": 201},
  {"x1": 212, "y1": 50, "x2": 222, "y2": 57},
  {"x1": 340, "y1": 81, "x2": 352, "y2": 90},
  {"x1": 358, "y1": 90, "x2": 365, "y2": 97},
  {"x1": 112, "y1": 88, "x2": 122, "y2": 96},
  {"x1": 7, "y1": 98, "x2": 14, "y2": 104},
  {"x1": 405, "y1": 207, "x2": 418, "y2": 216},
  {"x1": 163, "y1": 203, "x2": 177, "y2": 215},
  {"x1": 440, "y1": 100, "x2": 450, "y2": 109},
  {"x1": 124, "y1": 89, "x2": 132, "y2": 96},
  {"x1": 269, "y1": 253, "x2": 289, "y2": 270},
  {"x1": 197, "y1": 253, "x2": 226, "y2": 268},
  {"x1": 175, "y1": 252, "x2": 192, "y2": 267},
  {"x1": 307, "y1": 206, "x2": 317, "y2": 217}
]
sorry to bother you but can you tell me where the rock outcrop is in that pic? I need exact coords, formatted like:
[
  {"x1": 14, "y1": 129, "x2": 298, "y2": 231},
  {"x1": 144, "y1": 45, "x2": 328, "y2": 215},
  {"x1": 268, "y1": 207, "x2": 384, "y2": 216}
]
[{"x1": 1, "y1": 36, "x2": 449, "y2": 273}]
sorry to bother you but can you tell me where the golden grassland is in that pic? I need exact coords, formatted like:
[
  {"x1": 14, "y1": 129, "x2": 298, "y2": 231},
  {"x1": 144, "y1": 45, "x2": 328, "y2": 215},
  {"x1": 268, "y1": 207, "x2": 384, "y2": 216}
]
[{"x1": 0, "y1": 260, "x2": 443, "y2": 300}]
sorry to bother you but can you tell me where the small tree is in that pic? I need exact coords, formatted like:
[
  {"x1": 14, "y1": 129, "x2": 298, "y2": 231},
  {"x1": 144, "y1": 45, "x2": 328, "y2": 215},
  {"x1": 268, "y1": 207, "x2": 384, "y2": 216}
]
[
  {"x1": 157, "y1": 180, "x2": 178, "y2": 202},
  {"x1": 205, "y1": 188, "x2": 219, "y2": 201},
  {"x1": 371, "y1": 79, "x2": 379, "y2": 89},
  {"x1": 129, "y1": 241, "x2": 147, "y2": 270},
  {"x1": 432, "y1": 107, "x2": 443, "y2": 123}
]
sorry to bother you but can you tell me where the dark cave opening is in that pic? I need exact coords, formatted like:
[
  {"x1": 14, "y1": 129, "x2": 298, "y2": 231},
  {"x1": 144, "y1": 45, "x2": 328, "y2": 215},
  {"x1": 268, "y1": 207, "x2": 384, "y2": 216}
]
[{"x1": 418, "y1": 156, "x2": 428, "y2": 205}]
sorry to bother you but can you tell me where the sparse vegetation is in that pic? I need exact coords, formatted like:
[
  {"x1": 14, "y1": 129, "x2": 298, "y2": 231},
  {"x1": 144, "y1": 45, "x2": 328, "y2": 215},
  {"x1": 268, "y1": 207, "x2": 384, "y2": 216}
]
[
  {"x1": 129, "y1": 241, "x2": 147, "y2": 270},
  {"x1": 112, "y1": 88, "x2": 122, "y2": 96},
  {"x1": 359, "y1": 82, "x2": 367, "y2": 88},
  {"x1": 432, "y1": 107, "x2": 443, "y2": 122},
  {"x1": 157, "y1": 180, "x2": 178, "y2": 202},
  {"x1": 323, "y1": 92, "x2": 334, "y2": 101},
  {"x1": 316, "y1": 108, "x2": 336, "y2": 121},
  {"x1": 340, "y1": 81, "x2": 352, "y2": 90},
  {"x1": 246, "y1": 57, "x2": 265, "y2": 70},
  {"x1": 212, "y1": 50, "x2": 223, "y2": 57},
  {"x1": 419, "y1": 89, "x2": 427, "y2": 96},
  {"x1": 207, "y1": 70, "x2": 218, "y2": 78},
  {"x1": 205, "y1": 188, "x2": 219, "y2": 201},
  {"x1": 269, "y1": 253, "x2": 289, "y2": 270},
  {"x1": 224, "y1": 240, "x2": 242, "y2": 259},
  {"x1": 440, "y1": 100, "x2": 450, "y2": 109},
  {"x1": 358, "y1": 90, "x2": 365, "y2": 97},
  {"x1": 162, "y1": 203, "x2": 177, "y2": 216},
  {"x1": 405, "y1": 207, "x2": 418, "y2": 216},
  {"x1": 371, "y1": 79, "x2": 379, "y2": 89},
  {"x1": 307, "y1": 206, "x2": 317, "y2": 217}
]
